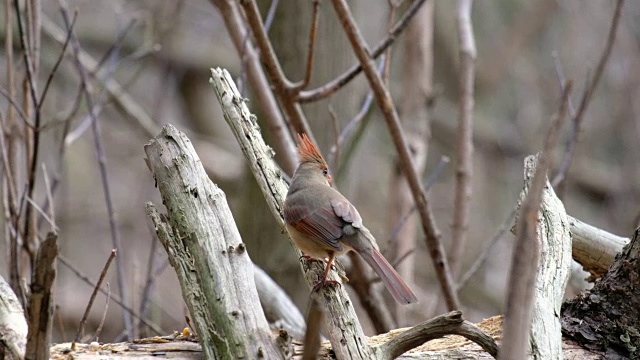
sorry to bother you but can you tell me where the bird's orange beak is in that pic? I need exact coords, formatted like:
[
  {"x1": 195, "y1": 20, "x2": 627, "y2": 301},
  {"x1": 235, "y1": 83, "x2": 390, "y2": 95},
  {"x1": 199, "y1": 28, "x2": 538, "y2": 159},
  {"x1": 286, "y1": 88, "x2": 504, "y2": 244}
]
[{"x1": 327, "y1": 174, "x2": 333, "y2": 185}]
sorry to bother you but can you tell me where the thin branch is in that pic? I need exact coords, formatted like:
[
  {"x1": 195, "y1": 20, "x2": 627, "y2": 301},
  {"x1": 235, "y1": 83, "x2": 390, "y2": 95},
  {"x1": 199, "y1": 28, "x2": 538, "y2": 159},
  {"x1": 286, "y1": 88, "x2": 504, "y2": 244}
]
[
  {"x1": 237, "y1": 0, "x2": 278, "y2": 95},
  {"x1": 388, "y1": 156, "x2": 449, "y2": 246},
  {"x1": 209, "y1": 0, "x2": 299, "y2": 175},
  {"x1": 0, "y1": 86, "x2": 33, "y2": 128},
  {"x1": 15, "y1": 0, "x2": 42, "y2": 256},
  {"x1": 0, "y1": 111, "x2": 19, "y2": 226},
  {"x1": 38, "y1": 19, "x2": 130, "y2": 229},
  {"x1": 3, "y1": 0, "x2": 23, "y2": 306},
  {"x1": 381, "y1": 3, "x2": 398, "y2": 85},
  {"x1": 449, "y1": 0, "x2": 476, "y2": 278},
  {"x1": 57, "y1": 254, "x2": 165, "y2": 335},
  {"x1": 138, "y1": 227, "x2": 160, "y2": 334},
  {"x1": 457, "y1": 207, "x2": 517, "y2": 291},
  {"x1": 41, "y1": 164, "x2": 56, "y2": 231},
  {"x1": 499, "y1": 82, "x2": 572, "y2": 360},
  {"x1": 378, "y1": 311, "x2": 498, "y2": 359},
  {"x1": 12, "y1": 0, "x2": 38, "y2": 109},
  {"x1": 327, "y1": 56, "x2": 385, "y2": 169},
  {"x1": 238, "y1": 0, "x2": 313, "y2": 137},
  {"x1": 330, "y1": 0, "x2": 460, "y2": 310},
  {"x1": 60, "y1": 6, "x2": 133, "y2": 340},
  {"x1": 301, "y1": 296, "x2": 323, "y2": 360},
  {"x1": 72, "y1": 249, "x2": 116, "y2": 350},
  {"x1": 24, "y1": 195, "x2": 56, "y2": 232},
  {"x1": 37, "y1": 10, "x2": 76, "y2": 113},
  {"x1": 551, "y1": 0, "x2": 624, "y2": 190},
  {"x1": 298, "y1": 0, "x2": 431, "y2": 103},
  {"x1": 293, "y1": 0, "x2": 320, "y2": 91},
  {"x1": 91, "y1": 283, "x2": 111, "y2": 342}
]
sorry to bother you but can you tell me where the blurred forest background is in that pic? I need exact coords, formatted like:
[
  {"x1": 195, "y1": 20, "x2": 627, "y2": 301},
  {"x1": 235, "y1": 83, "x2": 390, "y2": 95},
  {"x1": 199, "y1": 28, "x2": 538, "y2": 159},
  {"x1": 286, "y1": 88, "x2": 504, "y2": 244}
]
[{"x1": 1, "y1": 0, "x2": 639, "y2": 345}]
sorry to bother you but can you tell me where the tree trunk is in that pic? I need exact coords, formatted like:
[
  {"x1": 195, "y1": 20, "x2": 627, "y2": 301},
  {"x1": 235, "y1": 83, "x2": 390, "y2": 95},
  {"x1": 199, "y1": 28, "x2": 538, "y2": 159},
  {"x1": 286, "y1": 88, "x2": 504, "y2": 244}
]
[
  {"x1": 562, "y1": 227, "x2": 640, "y2": 359},
  {"x1": 144, "y1": 124, "x2": 285, "y2": 359}
]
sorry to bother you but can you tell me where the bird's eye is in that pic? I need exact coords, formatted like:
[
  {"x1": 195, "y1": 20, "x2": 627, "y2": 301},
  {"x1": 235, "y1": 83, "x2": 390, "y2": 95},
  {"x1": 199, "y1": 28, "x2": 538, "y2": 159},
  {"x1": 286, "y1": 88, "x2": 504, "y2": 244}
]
[{"x1": 322, "y1": 169, "x2": 328, "y2": 176}]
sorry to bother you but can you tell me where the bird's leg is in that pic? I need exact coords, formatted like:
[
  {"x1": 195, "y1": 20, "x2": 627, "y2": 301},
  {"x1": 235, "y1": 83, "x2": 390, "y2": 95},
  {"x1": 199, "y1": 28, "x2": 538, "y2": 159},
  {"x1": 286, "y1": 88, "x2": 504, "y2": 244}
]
[
  {"x1": 312, "y1": 253, "x2": 340, "y2": 292},
  {"x1": 299, "y1": 255, "x2": 335, "y2": 268}
]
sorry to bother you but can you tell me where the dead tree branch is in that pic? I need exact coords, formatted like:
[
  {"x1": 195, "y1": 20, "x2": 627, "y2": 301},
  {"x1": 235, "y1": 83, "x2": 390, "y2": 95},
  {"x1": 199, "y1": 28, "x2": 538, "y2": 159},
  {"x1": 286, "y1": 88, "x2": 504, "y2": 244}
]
[
  {"x1": 499, "y1": 83, "x2": 571, "y2": 359},
  {"x1": 450, "y1": 0, "x2": 476, "y2": 278},
  {"x1": 145, "y1": 124, "x2": 284, "y2": 359},
  {"x1": 552, "y1": 0, "x2": 624, "y2": 190},
  {"x1": 330, "y1": 0, "x2": 460, "y2": 311},
  {"x1": 25, "y1": 232, "x2": 57, "y2": 360}
]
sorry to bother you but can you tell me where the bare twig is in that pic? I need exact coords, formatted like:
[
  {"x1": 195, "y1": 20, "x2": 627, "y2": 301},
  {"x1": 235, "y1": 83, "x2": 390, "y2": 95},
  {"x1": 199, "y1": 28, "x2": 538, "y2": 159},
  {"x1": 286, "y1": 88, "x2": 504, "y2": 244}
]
[
  {"x1": 457, "y1": 207, "x2": 517, "y2": 291},
  {"x1": 326, "y1": 57, "x2": 385, "y2": 169},
  {"x1": 331, "y1": 0, "x2": 460, "y2": 310},
  {"x1": 24, "y1": 196, "x2": 56, "y2": 232},
  {"x1": 41, "y1": 164, "x2": 56, "y2": 231},
  {"x1": 293, "y1": 0, "x2": 320, "y2": 91},
  {"x1": 54, "y1": 304, "x2": 66, "y2": 342},
  {"x1": 12, "y1": 0, "x2": 38, "y2": 109},
  {"x1": 2, "y1": 0, "x2": 22, "y2": 306},
  {"x1": 551, "y1": 0, "x2": 624, "y2": 190},
  {"x1": 449, "y1": 0, "x2": 476, "y2": 278},
  {"x1": 37, "y1": 10, "x2": 76, "y2": 113},
  {"x1": 91, "y1": 283, "x2": 111, "y2": 342},
  {"x1": 378, "y1": 311, "x2": 498, "y2": 359},
  {"x1": 60, "y1": 6, "x2": 134, "y2": 339},
  {"x1": 138, "y1": 228, "x2": 160, "y2": 334},
  {"x1": 382, "y1": 3, "x2": 399, "y2": 85},
  {"x1": 499, "y1": 83, "x2": 572, "y2": 360},
  {"x1": 237, "y1": 0, "x2": 279, "y2": 95},
  {"x1": 57, "y1": 254, "x2": 165, "y2": 335},
  {"x1": 298, "y1": 0, "x2": 430, "y2": 103},
  {"x1": 72, "y1": 249, "x2": 116, "y2": 350},
  {"x1": 238, "y1": 0, "x2": 312, "y2": 138},
  {"x1": 15, "y1": 0, "x2": 43, "y2": 259},
  {"x1": 0, "y1": 86, "x2": 33, "y2": 127},
  {"x1": 388, "y1": 156, "x2": 449, "y2": 245},
  {"x1": 301, "y1": 296, "x2": 323, "y2": 360},
  {"x1": 208, "y1": 0, "x2": 298, "y2": 175}
]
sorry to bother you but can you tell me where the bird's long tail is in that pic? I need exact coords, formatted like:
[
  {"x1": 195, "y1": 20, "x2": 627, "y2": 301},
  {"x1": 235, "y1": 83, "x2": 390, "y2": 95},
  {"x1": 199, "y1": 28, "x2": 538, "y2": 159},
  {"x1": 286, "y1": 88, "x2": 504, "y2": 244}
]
[{"x1": 359, "y1": 247, "x2": 418, "y2": 305}]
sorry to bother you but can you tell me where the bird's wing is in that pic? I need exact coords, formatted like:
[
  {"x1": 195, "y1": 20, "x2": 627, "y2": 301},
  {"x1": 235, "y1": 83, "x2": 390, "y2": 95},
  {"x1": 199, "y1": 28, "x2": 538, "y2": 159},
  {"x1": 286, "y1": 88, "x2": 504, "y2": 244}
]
[
  {"x1": 284, "y1": 191, "x2": 364, "y2": 251},
  {"x1": 330, "y1": 198, "x2": 363, "y2": 229},
  {"x1": 284, "y1": 202, "x2": 344, "y2": 252}
]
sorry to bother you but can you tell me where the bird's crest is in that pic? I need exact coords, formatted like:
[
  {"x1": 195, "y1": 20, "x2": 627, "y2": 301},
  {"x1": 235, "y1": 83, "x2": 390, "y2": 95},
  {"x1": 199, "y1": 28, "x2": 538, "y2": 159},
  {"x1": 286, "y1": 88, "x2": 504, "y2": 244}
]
[{"x1": 297, "y1": 134, "x2": 327, "y2": 167}]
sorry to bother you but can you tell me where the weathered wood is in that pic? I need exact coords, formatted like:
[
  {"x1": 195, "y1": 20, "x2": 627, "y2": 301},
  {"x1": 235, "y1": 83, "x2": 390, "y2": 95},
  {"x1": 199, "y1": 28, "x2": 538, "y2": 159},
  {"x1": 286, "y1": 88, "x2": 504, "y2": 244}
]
[
  {"x1": 210, "y1": 67, "x2": 376, "y2": 359},
  {"x1": 144, "y1": 125, "x2": 284, "y2": 359},
  {"x1": 569, "y1": 216, "x2": 628, "y2": 280},
  {"x1": 0, "y1": 275, "x2": 27, "y2": 360},
  {"x1": 49, "y1": 317, "x2": 604, "y2": 359},
  {"x1": 25, "y1": 232, "x2": 58, "y2": 360},
  {"x1": 514, "y1": 155, "x2": 572, "y2": 359}
]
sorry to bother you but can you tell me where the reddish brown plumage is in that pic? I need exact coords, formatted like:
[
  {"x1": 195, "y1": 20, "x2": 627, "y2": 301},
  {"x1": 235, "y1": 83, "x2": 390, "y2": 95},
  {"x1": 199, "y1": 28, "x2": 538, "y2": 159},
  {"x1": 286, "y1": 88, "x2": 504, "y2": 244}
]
[
  {"x1": 297, "y1": 134, "x2": 327, "y2": 167},
  {"x1": 284, "y1": 134, "x2": 418, "y2": 304}
]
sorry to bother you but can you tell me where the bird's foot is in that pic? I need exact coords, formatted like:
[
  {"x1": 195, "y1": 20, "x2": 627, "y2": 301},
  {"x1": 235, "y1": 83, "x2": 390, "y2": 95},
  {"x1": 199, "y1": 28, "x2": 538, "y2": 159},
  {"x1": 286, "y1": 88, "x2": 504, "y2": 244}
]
[
  {"x1": 312, "y1": 279, "x2": 340, "y2": 293},
  {"x1": 299, "y1": 254, "x2": 316, "y2": 261}
]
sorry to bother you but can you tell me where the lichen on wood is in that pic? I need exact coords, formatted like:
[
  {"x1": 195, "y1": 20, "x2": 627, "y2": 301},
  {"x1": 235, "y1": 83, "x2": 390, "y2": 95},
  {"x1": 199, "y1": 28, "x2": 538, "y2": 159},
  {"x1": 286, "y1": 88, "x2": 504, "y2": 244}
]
[{"x1": 144, "y1": 124, "x2": 284, "y2": 359}]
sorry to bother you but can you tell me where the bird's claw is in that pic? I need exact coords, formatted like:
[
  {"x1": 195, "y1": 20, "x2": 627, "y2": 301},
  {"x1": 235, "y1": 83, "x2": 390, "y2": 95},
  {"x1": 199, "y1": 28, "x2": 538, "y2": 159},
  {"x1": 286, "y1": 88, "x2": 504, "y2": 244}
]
[{"x1": 312, "y1": 279, "x2": 340, "y2": 293}]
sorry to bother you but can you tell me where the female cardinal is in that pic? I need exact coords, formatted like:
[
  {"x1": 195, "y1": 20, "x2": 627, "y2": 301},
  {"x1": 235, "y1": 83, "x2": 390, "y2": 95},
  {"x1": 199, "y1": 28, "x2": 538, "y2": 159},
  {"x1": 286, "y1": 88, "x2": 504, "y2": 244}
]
[{"x1": 283, "y1": 134, "x2": 418, "y2": 304}]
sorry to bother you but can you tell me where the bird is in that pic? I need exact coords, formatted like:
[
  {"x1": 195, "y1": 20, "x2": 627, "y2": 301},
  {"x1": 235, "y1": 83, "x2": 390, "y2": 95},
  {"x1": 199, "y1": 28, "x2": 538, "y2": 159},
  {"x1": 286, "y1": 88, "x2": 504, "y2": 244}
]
[{"x1": 283, "y1": 134, "x2": 418, "y2": 305}]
